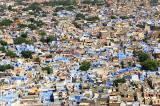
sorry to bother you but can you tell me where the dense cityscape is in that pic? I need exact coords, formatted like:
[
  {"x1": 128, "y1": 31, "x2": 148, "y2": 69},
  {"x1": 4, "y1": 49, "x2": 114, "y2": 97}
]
[{"x1": 0, "y1": 0, "x2": 160, "y2": 106}]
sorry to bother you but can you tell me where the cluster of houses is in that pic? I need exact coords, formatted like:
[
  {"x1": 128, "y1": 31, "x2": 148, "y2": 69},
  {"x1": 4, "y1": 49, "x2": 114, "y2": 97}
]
[{"x1": 0, "y1": 0, "x2": 160, "y2": 106}]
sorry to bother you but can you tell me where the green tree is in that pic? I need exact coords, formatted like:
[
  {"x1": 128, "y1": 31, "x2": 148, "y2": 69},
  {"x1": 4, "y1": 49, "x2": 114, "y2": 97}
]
[
  {"x1": 0, "y1": 19, "x2": 13, "y2": 26},
  {"x1": 27, "y1": 24, "x2": 37, "y2": 30},
  {"x1": 79, "y1": 61, "x2": 91, "y2": 71},
  {"x1": 18, "y1": 24, "x2": 27, "y2": 29},
  {"x1": 40, "y1": 37, "x2": 46, "y2": 43},
  {"x1": 6, "y1": 50, "x2": 16, "y2": 58},
  {"x1": 135, "y1": 51, "x2": 150, "y2": 62},
  {"x1": 82, "y1": 0, "x2": 104, "y2": 5},
  {"x1": 120, "y1": 61, "x2": 124, "y2": 68},
  {"x1": 0, "y1": 47, "x2": 6, "y2": 52},
  {"x1": 0, "y1": 79, "x2": 4, "y2": 86},
  {"x1": 72, "y1": 21, "x2": 81, "y2": 29},
  {"x1": 27, "y1": 19, "x2": 43, "y2": 30},
  {"x1": 24, "y1": 2, "x2": 42, "y2": 12},
  {"x1": 52, "y1": 13, "x2": 57, "y2": 16},
  {"x1": 8, "y1": 5, "x2": 13, "y2": 11},
  {"x1": 42, "y1": 66, "x2": 53, "y2": 74},
  {"x1": 111, "y1": 15, "x2": 117, "y2": 19},
  {"x1": 47, "y1": 35, "x2": 57, "y2": 42},
  {"x1": 86, "y1": 16, "x2": 100, "y2": 22},
  {"x1": 48, "y1": 0, "x2": 77, "y2": 6},
  {"x1": 35, "y1": 20, "x2": 44, "y2": 27},
  {"x1": 41, "y1": 35, "x2": 57, "y2": 43},
  {"x1": 143, "y1": 37, "x2": 150, "y2": 43},
  {"x1": 0, "y1": 5, "x2": 7, "y2": 12},
  {"x1": 113, "y1": 78, "x2": 126, "y2": 87},
  {"x1": 21, "y1": 32, "x2": 27, "y2": 38},
  {"x1": 34, "y1": 57, "x2": 40, "y2": 64},
  {"x1": 75, "y1": 13, "x2": 85, "y2": 20},
  {"x1": 41, "y1": 12, "x2": 47, "y2": 17},
  {"x1": 15, "y1": 0, "x2": 24, "y2": 5},
  {"x1": 39, "y1": 30, "x2": 46, "y2": 36},
  {"x1": 55, "y1": 5, "x2": 75, "y2": 12},
  {"x1": 55, "y1": 6, "x2": 65, "y2": 12},
  {"x1": 136, "y1": 24, "x2": 145, "y2": 29},
  {"x1": 65, "y1": 5, "x2": 75, "y2": 11},
  {"x1": 120, "y1": 16, "x2": 129, "y2": 20},
  {"x1": 0, "y1": 65, "x2": 6, "y2": 71},
  {"x1": 0, "y1": 40, "x2": 7, "y2": 46},
  {"x1": 28, "y1": 11, "x2": 38, "y2": 16},
  {"x1": 0, "y1": 64, "x2": 13, "y2": 72},
  {"x1": 141, "y1": 60, "x2": 159, "y2": 71},
  {"x1": 5, "y1": 64, "x2": 14, "y2": 69},
  {"x1": 21, "y1": 51, "x2": 33, "y2": 58},
  {"x1": 14, "y1": 37, "x2": 31, "y2": 45}
]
